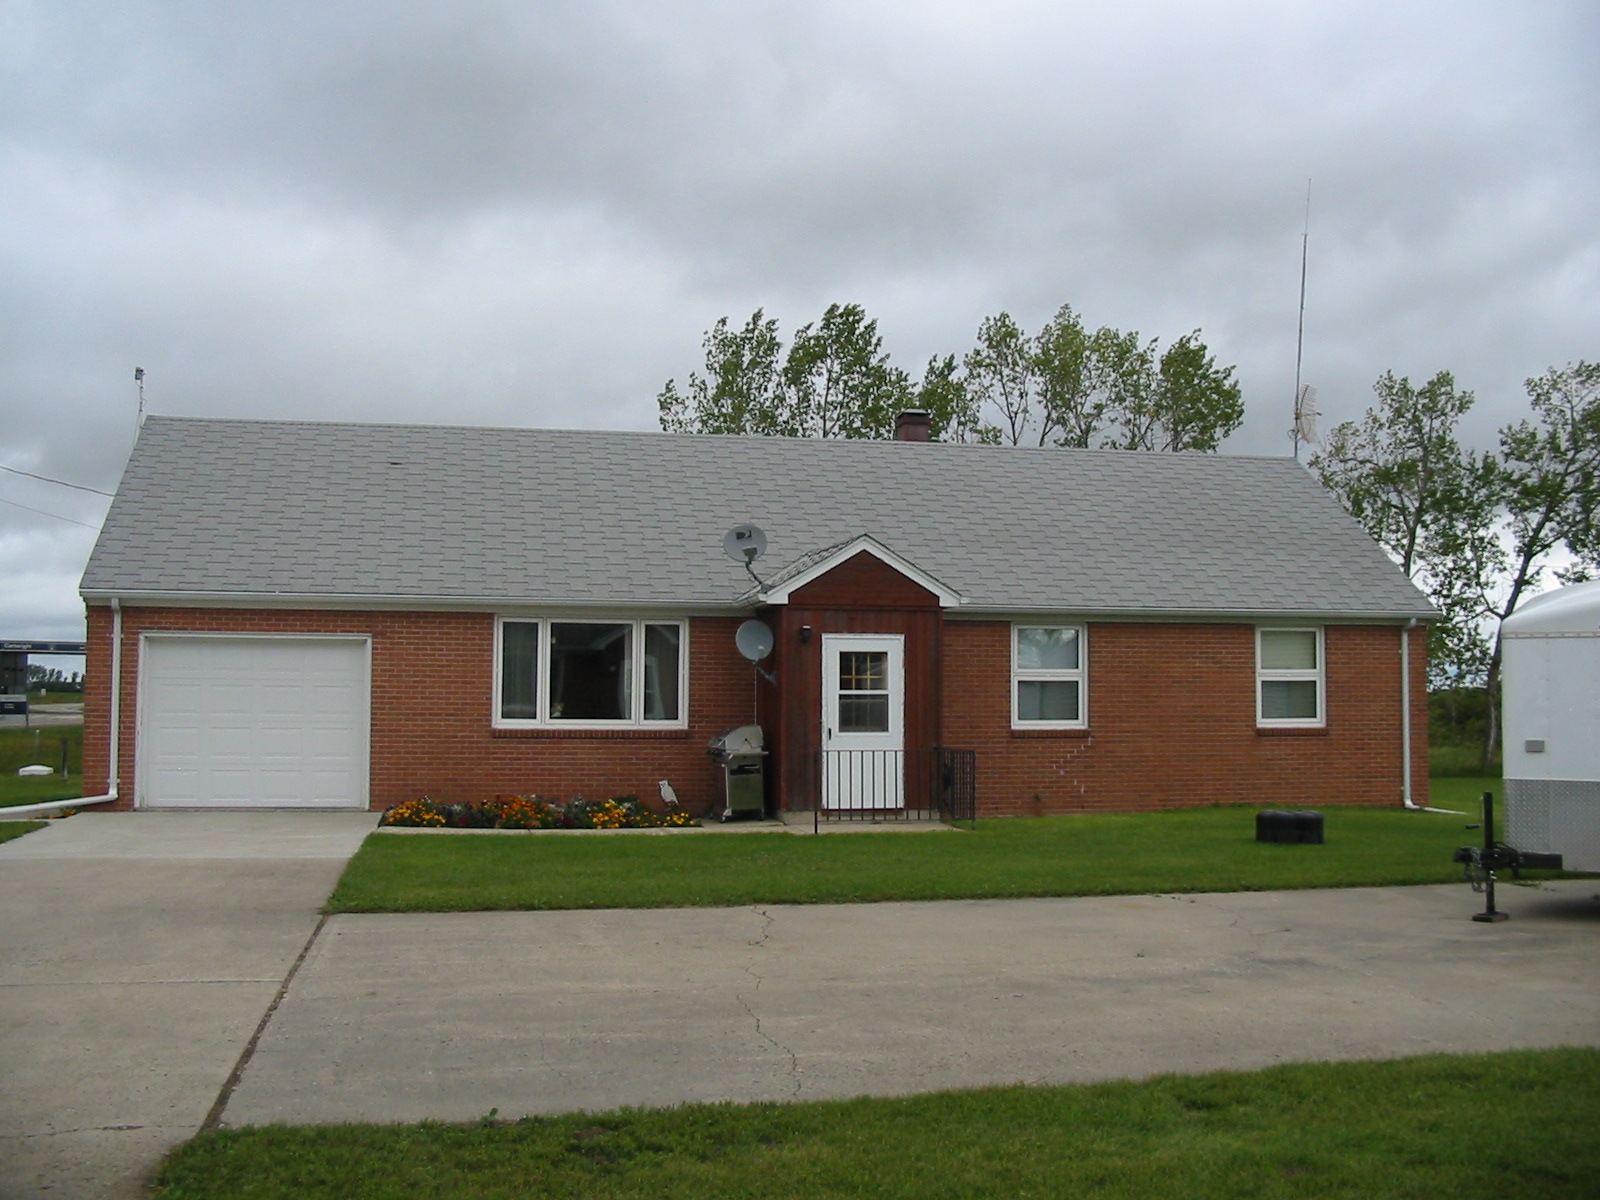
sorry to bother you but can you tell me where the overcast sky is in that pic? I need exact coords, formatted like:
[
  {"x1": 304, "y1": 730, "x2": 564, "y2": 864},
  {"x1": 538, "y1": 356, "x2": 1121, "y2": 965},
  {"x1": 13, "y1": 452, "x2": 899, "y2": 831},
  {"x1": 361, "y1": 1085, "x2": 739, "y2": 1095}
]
[{"x1": 3, "y1": 0, "x2": 1596, "y2": 651}]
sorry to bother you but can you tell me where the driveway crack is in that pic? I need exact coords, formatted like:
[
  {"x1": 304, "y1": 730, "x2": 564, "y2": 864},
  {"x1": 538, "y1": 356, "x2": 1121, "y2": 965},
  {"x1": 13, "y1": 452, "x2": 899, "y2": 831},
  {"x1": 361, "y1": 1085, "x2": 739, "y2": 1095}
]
[
  {"x1": 740, "y1": 907, "x2": 800, "y2": 1096},
  {"x1": 199, "y1": 912, "x2": 329, "y2": 1132},
  {"x1": 0, "y1": 1125, "x2": 149, "y2": 1138}
]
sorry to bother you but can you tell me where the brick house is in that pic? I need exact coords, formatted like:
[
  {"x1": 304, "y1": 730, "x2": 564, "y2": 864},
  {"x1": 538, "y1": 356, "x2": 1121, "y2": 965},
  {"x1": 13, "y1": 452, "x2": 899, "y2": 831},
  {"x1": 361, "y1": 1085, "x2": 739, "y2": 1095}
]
[{"x1": 78, "y1": 413, "x2": 1435, "y2": 817}]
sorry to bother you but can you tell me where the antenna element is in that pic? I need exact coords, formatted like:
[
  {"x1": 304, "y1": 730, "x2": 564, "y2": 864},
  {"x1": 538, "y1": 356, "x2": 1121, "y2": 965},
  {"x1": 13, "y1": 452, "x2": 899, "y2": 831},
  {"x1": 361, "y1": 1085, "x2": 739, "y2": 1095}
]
[{"x1": 1290, "y1": 182, "x2": 1315, "y2": 460}]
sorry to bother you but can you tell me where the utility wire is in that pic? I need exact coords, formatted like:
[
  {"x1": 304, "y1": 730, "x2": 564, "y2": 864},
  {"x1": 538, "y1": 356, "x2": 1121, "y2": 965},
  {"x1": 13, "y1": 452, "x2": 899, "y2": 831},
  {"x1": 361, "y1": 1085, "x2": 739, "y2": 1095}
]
[
  {"x1": 0, "y1": 463, "x2": 113, "y2": 496},
  {"x1": 0, "y1": 494, "x2": 101, "y2": 529}
]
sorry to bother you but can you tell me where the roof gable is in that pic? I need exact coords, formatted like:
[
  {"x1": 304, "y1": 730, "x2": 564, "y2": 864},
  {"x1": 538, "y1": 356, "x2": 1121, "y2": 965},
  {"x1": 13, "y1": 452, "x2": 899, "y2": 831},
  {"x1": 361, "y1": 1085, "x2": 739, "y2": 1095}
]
[{"x1": 757, "y1": 536, "x2": 961, "y2": 608}]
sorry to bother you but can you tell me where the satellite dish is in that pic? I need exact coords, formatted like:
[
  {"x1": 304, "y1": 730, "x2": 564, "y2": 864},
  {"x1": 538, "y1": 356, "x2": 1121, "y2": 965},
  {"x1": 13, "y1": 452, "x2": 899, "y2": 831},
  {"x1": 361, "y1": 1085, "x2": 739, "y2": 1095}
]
[
  {"x1": 723, "y1": 524, "x2": 768, "y2": 564},
  {"x1": 1294, "y1": 384, "x2": 1319, "y2": 444},
  {"x1": 735, "y1": 619, "x2": 774, "y2": 662}
]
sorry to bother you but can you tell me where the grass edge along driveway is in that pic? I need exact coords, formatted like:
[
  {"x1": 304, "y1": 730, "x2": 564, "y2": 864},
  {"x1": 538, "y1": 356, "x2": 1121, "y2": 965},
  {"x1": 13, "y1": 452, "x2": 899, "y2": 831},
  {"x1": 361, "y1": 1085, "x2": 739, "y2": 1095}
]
[
  {"x1": 327, "y1": 792, "x2": 1565, "y2": 913},
  {"x1": 0, "y1": 821, "x2": 45, "y2": 844},
  {"x1": 152, "y1": 1048, "x2": 1600, "y2": 1200}
]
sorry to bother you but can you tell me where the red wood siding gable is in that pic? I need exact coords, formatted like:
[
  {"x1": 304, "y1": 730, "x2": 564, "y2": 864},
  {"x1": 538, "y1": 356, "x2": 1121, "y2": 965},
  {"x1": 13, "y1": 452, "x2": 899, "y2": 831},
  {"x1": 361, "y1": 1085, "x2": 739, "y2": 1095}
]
[
  {"x1": 785, "y1": 549, "x2": 944, "y2": 609},
  {"x1": 759, "y1": 535, "x2": 962, "y2": 609}
]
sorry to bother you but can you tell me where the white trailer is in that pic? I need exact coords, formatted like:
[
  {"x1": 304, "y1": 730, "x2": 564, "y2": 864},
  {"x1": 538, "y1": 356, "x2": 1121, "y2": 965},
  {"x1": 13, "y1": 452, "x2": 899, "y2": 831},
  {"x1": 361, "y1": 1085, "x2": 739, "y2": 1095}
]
[{"x1": 1501, "y1": 579, "x2": 1600, "y2": 873}]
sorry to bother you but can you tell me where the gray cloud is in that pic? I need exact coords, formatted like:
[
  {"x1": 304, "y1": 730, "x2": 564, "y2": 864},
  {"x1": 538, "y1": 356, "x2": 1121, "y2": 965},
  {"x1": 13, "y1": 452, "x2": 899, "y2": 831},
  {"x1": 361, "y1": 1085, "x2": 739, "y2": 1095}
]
[{"x1": 2, "y1": 0, "x2": 1596, "y2": 638}]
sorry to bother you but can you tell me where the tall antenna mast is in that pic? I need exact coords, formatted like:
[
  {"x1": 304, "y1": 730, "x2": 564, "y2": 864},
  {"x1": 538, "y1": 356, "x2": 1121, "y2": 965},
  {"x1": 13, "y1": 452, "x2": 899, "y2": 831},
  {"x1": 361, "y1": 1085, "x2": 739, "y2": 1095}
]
[{"x1": 1290, "y1": 181, "x2": 1316, "y2": 460}]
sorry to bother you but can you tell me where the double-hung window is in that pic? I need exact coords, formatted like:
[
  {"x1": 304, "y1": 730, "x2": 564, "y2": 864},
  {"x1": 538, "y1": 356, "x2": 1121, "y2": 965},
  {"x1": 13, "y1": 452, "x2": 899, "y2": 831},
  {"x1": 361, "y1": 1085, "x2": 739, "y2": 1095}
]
[
  {"x1": 1257, "y1": 627, "x2": 1323, "y2": 726},
  {"x1": 1012, "y1": 624, "x2": 1087, "y2": 728},
  {"x1": 496, "y1": 618, "x2": 686, "y2": 727}
]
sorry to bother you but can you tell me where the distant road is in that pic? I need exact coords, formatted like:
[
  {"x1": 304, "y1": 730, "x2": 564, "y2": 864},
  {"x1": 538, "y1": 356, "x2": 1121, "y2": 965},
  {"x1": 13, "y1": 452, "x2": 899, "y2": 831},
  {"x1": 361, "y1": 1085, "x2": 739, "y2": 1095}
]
[{"x1": 14, "y1": 703, "x2": 83, "y2": 728}]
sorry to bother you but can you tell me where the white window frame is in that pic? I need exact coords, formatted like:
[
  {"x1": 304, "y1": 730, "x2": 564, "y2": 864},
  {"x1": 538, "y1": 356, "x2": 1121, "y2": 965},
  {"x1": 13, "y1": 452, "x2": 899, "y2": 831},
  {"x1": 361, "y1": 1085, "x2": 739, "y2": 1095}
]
[
  {"x1": 494, "y1": 617, "x2": 689, "y2": 729},
  {"x1": 1011, "y1": 624, "x2": 1088, "y2": 729},
  {"x1": 1256, "y1": 626, "x2": 1325, "y2": 728}
]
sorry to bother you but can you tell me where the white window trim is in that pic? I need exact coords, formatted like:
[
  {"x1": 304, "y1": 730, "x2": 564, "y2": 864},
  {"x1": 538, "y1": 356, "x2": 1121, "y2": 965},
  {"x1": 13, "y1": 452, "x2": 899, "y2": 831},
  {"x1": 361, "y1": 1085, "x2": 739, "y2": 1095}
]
[
  {"x1": 1011, "y1": 624, "x2": 1088, "y2": 729},
  {"x1": 1256, "y1": 626, "x2": 1325, "y2": 727},
  {"x1": 494, "y1": 616, "x2": 689, "y2": 729}
]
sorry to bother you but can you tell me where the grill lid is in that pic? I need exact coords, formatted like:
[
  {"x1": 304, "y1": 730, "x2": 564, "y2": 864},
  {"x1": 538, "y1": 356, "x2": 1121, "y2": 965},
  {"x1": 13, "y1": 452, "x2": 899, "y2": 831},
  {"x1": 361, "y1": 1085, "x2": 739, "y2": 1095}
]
[{"x1": 709, "y1": 724, "x2": 764, "y2": 756}]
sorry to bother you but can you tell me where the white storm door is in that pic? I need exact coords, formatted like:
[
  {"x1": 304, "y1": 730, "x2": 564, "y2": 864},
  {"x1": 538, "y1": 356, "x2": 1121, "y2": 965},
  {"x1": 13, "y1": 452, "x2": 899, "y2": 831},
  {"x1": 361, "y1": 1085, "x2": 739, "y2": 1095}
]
[
  {"x1": 821, "y1": 634, "x2": 904, "y2": 810},
  {"x1": 139, "y1": 635, "x2": 369, "y2": 809}
]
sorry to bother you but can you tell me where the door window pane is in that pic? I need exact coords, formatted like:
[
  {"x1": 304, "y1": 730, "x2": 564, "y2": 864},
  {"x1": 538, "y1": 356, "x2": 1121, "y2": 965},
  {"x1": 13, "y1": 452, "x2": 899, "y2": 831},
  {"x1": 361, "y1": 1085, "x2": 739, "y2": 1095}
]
[
  {"x1": 838, "y1": 694, "x2": 890, "y2": 733},
  {"x1": 1018, "y1": 679, "x2": 1080, "y2": 722},
  {"x1": 549, "y1": 623, "x2": 630, "y2": 720},
  {"x1": 839, "y1": 651, "x2": 887, "y2": 690}
]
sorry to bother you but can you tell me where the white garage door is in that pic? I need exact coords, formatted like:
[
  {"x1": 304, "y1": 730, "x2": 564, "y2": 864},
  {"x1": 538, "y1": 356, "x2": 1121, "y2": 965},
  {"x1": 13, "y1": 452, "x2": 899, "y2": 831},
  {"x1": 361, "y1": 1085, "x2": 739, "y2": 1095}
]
[{"x1": 139, "y1": 636, "x2": 369, "y2": 809}]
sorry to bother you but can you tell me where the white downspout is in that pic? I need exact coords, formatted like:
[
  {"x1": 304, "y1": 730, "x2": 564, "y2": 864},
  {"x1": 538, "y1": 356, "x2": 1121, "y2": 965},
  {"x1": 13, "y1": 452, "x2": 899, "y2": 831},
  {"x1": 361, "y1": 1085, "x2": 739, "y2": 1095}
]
[
  {"x1": 1400, "y1": 617, "x2": 1463, "y2": 814},
  {"x1": 2, "y1": 599, "x2": 122, "y2": 819}
]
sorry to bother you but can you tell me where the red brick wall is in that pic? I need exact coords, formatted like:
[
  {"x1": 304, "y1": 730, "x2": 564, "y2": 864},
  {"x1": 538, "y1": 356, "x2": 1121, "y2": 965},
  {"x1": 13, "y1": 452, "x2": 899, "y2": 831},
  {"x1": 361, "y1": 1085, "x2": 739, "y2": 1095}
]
[
  {"x1": 82, "y1": 605, "x2": 1428, "y2": 816},
  {"x1": 942, "y1": 620, "x2": 1429, "y2": 816},
  {"x1": 82, "y1": 606, "x2": 751, "y2": 813}
]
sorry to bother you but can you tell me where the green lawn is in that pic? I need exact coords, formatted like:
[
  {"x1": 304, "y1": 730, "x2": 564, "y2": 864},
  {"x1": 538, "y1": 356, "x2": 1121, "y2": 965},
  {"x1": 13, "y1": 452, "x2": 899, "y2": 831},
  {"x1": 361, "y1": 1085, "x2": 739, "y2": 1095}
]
[
  {"x1": 0, "y1": 821, "x2": 46, "y2": 844},
  {"x1": 329, "y1": 796, "x2": 1530, "y2": 913},
  {"x1": 24, "y1": 690, "x2": 83, "y2": 706},
  {"x1": 1426, "y1": 776, "x2": 1502, "y2": 813},
  {"x1": 151, "y1": 1048, "x2": 1600, "y2": 1200},
  {"x1": 1430, "y1": 741, "x2": 1501, "y2": 778},
  {"x1": 0, "y1": 725, "x2": 83, "y2": 807}
]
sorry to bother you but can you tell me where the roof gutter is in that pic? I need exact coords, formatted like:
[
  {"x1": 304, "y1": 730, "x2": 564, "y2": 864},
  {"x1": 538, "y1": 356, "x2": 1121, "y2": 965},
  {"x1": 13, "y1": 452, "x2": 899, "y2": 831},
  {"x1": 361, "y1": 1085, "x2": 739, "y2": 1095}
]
[
  {"x1": 79, "y1": 588, "x2": 757, "y2": 614},
  {"x1": 4, "y1": 599, "x2": 122, "y2": 819},
  {"x1": 80, "y1": 589, "x2": 1439, "y2": 624}
]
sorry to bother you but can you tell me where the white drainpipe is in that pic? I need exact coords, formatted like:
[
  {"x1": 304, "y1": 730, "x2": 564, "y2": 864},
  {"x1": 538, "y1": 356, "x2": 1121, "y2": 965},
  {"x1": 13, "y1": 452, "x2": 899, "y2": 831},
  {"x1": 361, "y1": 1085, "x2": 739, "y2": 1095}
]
[
  {"x1": 2, "y1": 599, "x2": 122, "y2": 819},
  {"x1": 1400, "y1": 617, "x2": 1463, "y2": 814}
]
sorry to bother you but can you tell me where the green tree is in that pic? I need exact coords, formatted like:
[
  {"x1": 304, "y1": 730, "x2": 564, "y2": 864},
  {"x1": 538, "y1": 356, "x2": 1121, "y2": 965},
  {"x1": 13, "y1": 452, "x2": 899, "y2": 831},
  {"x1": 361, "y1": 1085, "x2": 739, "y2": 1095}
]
[
  {"x1": 1478, "y1": 362, "x2": 1600, "y2": 759},
  {"x1": 782, "y1": 303, "x2": 910, "y2": 439},
  {"x1": 914, "y1": 354, "x2": 991, "y2": 443},
  {"x1": 1311, "y1": 371, "x2": 1500, "y2": 693},
  {"x1": 1034, "y1": 305, "x2": 1102, "y2": 448},
  {"x1": 1314, "y1": 362, "x2": 1600, "y2": 765},
  {"x1": 660, "y1": 303, "x2": 1241, "y2": 453},
  {"x1": 962, "y1": 312, "x2": 1041, "y2": 445},
  {"x1": 1314, "y1": 372, "x2": 1479, "y2": 578},
  {"x1": 660, "y1": 304, "x2": 931, "y2": 440},
  {"x1": 1147, "y1": 331, "x2": 1246, "y2": 452},
  {"x1": 658, "y1": 310, "x2": 784, "y2": 435},
  {"x1": 1091, "y1": 328, "x2": 1159, "y2": 450}
]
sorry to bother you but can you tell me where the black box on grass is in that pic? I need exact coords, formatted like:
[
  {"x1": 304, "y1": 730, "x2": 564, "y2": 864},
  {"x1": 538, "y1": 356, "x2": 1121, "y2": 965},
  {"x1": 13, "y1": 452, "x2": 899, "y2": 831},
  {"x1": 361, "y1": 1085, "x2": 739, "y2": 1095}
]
[{"x1": 1256, "y1": 809, "x2": 1324, "y2": 844}]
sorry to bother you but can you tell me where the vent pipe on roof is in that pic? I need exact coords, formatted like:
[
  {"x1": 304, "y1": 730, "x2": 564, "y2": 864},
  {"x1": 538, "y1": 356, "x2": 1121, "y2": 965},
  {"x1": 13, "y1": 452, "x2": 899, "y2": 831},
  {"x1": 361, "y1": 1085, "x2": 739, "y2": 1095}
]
[{"x1": 894, "y1": 410, "x2": 932, "y2": 442}]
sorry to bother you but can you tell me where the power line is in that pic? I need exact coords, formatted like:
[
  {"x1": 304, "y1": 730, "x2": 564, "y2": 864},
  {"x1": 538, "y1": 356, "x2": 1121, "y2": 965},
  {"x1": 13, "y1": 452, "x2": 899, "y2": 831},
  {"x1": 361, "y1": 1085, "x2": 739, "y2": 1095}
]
[
  {"x1": 0, "y1": 463, "x2": 113, "y2": 497},
  {"x1": 0, "y1": 494, "x2": 101, "y2": 529}
]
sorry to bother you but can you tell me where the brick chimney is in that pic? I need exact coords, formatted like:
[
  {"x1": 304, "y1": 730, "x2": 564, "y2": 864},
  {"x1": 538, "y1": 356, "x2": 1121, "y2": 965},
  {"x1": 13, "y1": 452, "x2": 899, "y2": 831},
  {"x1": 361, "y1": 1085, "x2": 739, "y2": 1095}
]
[{"x1": 894, "y1": 410, "x2": 932, "y2": 442}]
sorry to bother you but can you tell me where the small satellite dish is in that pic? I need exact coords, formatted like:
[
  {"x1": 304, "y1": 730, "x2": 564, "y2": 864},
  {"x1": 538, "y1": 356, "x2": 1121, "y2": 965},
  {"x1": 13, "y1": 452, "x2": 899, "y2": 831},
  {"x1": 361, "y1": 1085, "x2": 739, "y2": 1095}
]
[
  {"x1": 1294, "y1": 384, "x2": 1320, "y2": 444},
  {"x1": 735, "y1": 619, "x2": 774, "y2": 662},
  {"x1": 723, "y1": 524, "x2": 768, "y2": 564}
]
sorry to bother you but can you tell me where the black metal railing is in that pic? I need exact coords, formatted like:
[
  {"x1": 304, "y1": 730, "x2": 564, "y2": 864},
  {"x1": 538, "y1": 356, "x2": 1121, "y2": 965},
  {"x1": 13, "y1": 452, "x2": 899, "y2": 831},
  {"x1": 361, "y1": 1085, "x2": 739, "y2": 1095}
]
[{"x1": 810, "y1": 747, "x2": 976, "y2": 830}]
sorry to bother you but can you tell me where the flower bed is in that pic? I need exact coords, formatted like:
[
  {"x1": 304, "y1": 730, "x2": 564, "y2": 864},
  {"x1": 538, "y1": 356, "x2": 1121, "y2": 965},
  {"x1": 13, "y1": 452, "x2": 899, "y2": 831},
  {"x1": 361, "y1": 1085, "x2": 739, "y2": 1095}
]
[{"x1": 381, "y1": 794, "x2": 698, "y2": 831}]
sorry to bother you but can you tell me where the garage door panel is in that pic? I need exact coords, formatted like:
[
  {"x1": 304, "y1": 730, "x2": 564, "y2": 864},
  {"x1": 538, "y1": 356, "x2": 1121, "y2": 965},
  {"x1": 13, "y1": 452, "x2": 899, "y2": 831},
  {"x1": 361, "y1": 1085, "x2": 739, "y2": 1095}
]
[{"x1": 140, "y1": 637, "x2": 369, "y2": 809}]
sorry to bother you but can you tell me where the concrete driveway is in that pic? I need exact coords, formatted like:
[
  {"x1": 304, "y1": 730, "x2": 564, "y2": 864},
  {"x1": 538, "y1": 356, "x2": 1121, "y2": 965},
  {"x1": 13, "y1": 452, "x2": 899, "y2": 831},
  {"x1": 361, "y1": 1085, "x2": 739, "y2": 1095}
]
[
  {"x1": 221, "y1": 878, "x2": 1600, "y2": 1127},
  {"x1": 0, "y1": 811, "x2": 377, "y2": 1200},
  {"x1": 2, "y1": 815, "x2": 1596, "y2": 1199}
]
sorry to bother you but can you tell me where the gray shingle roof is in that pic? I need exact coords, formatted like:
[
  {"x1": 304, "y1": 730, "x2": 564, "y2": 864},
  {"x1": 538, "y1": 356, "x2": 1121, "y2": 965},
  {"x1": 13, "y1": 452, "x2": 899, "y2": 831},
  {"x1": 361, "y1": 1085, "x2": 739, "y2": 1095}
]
[{"x1": 81, "y1": 416, "x2": 1434, "y2": 618}]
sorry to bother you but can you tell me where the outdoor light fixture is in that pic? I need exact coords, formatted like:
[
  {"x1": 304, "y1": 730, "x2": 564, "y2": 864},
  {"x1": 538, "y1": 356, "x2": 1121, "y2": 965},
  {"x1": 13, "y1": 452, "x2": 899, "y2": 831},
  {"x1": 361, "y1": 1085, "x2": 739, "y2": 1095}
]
[{"x1": 799, "y1": 625, "x2": 812, "y2": 643}]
